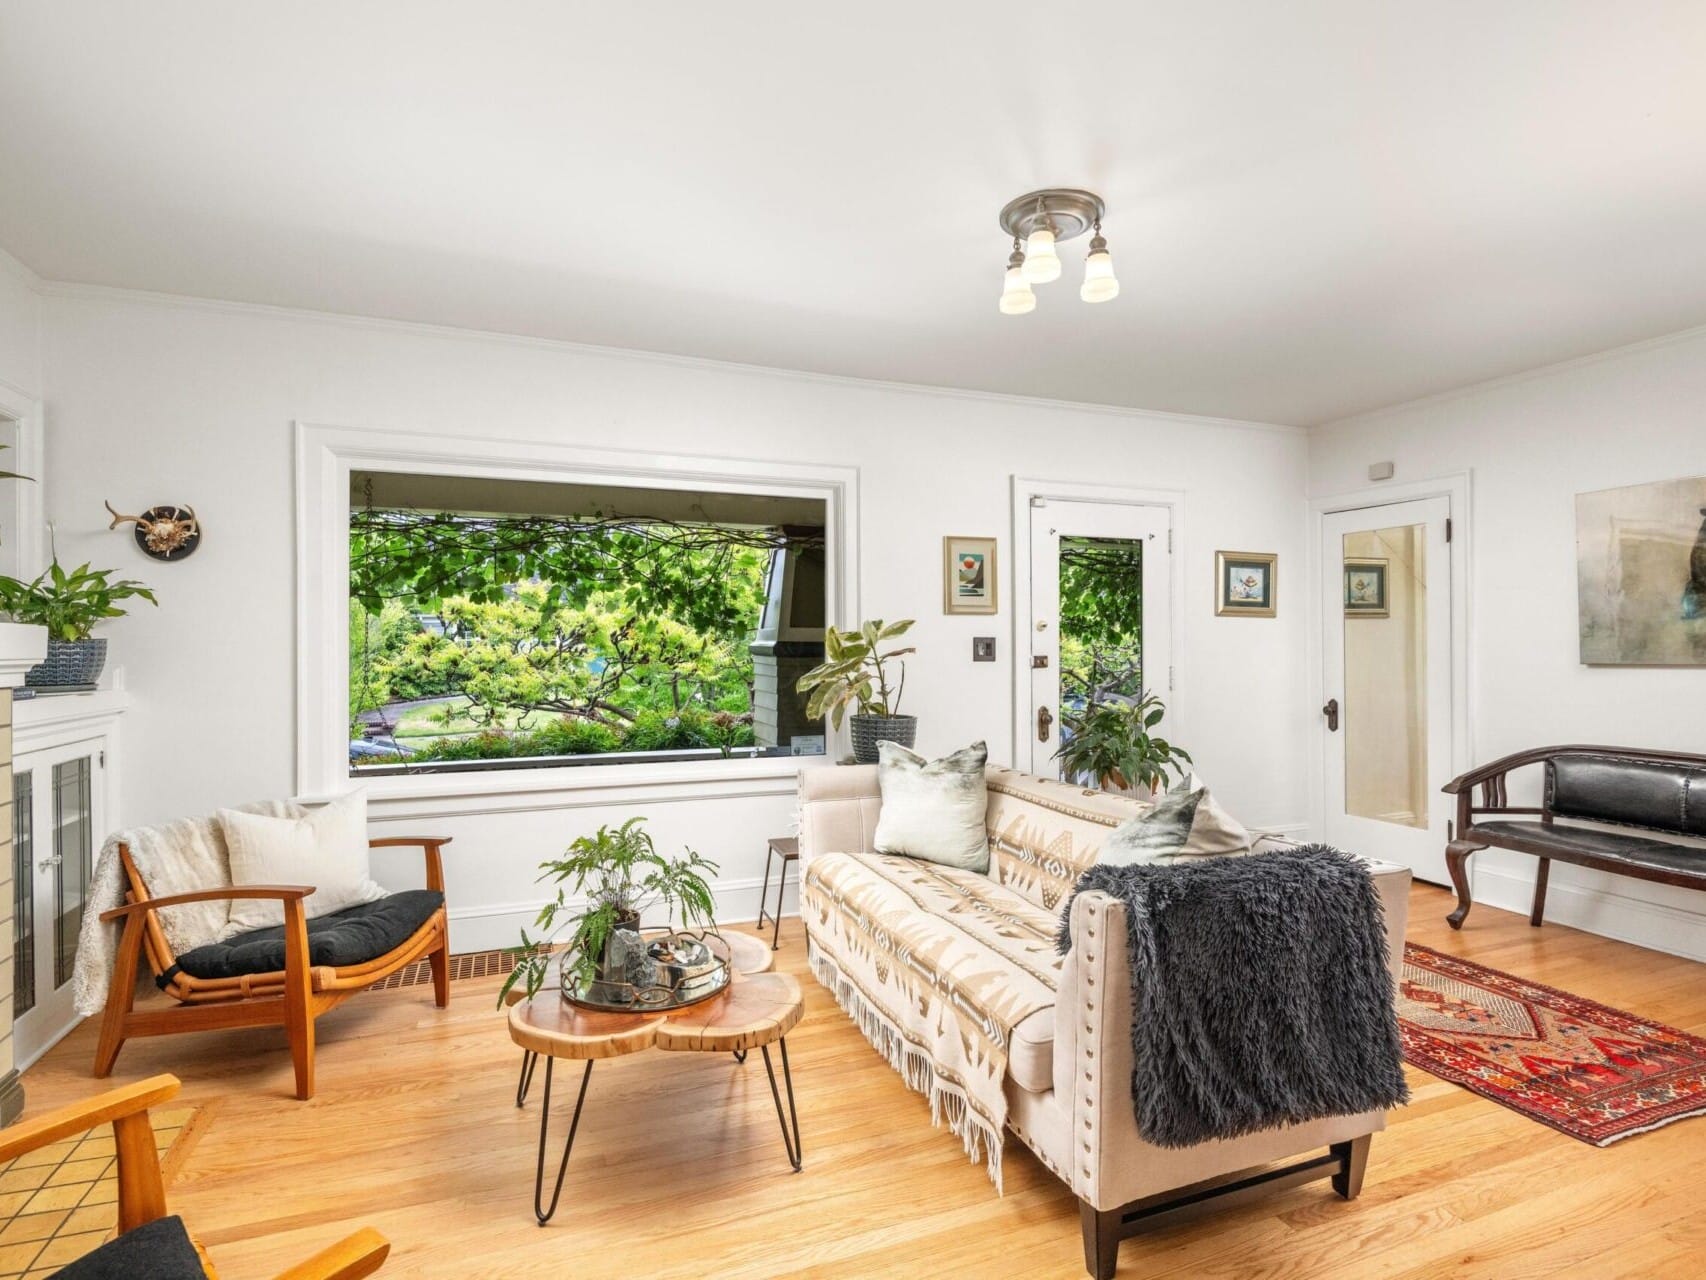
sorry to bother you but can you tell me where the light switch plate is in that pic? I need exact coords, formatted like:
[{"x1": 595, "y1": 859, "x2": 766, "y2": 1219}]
[{"x1": 972, "y1": 636, "x2": 996, "y2": 662}]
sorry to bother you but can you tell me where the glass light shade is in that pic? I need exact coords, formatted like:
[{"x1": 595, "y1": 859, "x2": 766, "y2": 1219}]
[
  {"x1": 999, "y1": 265, "x2": 1036, "y2": 315},
  {"x1": 1080, "y1": 248, "x2": 1119, "y2": 303},
  {"x1": 1021, "y1": 228, "x2": 1061, "y2": 283}
]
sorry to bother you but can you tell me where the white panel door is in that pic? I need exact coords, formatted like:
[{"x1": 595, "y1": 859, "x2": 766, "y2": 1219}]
[
  {"x1": 1321, "y1": 498, "x2": 1452, "y2": 883},
  {"x1": 1027, "y1": 500, "x2": 1171, "y2": 779}
]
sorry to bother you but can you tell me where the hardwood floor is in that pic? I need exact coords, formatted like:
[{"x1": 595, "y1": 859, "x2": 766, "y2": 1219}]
[{"x1": 17, "y1": 883, "x2": 1706, "y2": 1278}]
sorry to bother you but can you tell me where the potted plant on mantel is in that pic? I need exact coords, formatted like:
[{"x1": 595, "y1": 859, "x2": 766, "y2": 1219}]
[
  {"x1": 499, "y1": 817, "x2": 720, "y2": 1007},
  {"x1": 0, "y1": 560, "x2": 158, "y2": 689},
  {"x1": 796, "y1": 618, "x2": 917, "y2": 764},
  {"x1": 1055, "y1": 692, "x2": 1192, "y2": 797}
]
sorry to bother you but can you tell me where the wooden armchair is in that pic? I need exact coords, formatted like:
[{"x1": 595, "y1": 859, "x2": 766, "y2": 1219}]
[
  {"x1": 94, "y1": 837, "x2": 452, "y2": 1100},
  {"x1": 0, "y1": 1074, "x2": 388, "y2": 1278}
]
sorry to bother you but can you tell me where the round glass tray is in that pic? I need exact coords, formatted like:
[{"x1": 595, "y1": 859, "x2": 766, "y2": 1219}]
[{"x1": 559, "y1": 929, "x2": 733, "y2": 1013}]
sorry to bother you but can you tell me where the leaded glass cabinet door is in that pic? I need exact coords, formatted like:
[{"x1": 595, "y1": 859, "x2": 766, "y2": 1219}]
[{"x1": 13, "y1": 737, "x2": 104, "y2": 1068}]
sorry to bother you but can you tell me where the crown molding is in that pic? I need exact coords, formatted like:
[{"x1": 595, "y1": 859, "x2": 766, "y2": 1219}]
[
  {"x1": 36, "y1": 278, "x2": 1305, "y2": 437},
  {"x1": 1318, "y1": 317, "x2": 1706, "y2": 433}
]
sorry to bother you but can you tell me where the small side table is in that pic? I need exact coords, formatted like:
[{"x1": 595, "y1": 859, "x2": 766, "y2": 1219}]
[{"x1": 757, "y1": 835, "x2": 800, "y2": 950}]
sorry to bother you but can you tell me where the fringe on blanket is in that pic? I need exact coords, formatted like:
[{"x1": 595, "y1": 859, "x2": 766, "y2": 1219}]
[{"x1": 808, "y1": 941, "x2": 1006, "y2": 1193}]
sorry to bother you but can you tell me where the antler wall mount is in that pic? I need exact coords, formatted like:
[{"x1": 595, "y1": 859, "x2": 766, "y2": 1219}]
[{"x1": 106, "y1": 500, "x2": 202, "y2": 561}]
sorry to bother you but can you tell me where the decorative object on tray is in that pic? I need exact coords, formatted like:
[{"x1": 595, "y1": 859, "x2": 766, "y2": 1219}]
[
  {"x1": 1399, "y1": 942, "x2": 1706, "y2": 1145},
  {"x1": 943, "y1": 535, "x2": 998, "y2": 615},
  {"x1": 105, "y1": 499, "x2": 203, "y2": 561},
  {"x1": 1054, "y1": 690, "x2": 1190, "y2": 795},
  {"x1": 796, "y1": 617, "x2": 917, "y2": 763},
  {"x1": 1575, "y1": 473, "x2": 1706, "y2": 664},
  {"x1": 1214, "y1": 549, "x2": 1277, "y2": 617},
  {"x1": 0, "y1": 559, "x2": 157, "y2": 688},
  {"x1": 1343, "y1": 557, "x2": 1389, "y2": 617},
  {"x1": 499, "y1": 816, "x2": 722, "y2": 1011}
]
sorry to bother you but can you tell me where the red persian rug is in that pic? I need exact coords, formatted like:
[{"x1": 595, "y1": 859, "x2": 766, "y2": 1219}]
[{"x1": 1396, "y1": 942, "x2": 1706, "y2": 1145}]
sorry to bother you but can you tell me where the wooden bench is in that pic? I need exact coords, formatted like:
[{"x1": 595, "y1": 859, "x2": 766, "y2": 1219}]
[{"x1": 1442, "y1": 745, "x2": 1706, "y2": 929}]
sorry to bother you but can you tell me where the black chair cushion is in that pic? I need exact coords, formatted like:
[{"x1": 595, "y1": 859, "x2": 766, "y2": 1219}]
[
  {"x1": 1469, "y1": 820, "x2": 1706, "y2": 878},
  {"x1": 172, "y1": 889, "x2": 444, "y2": 980},
  {"x1": 1546, "y1": 754, "x2": 1706, "y2": 836},
  {"x1": 51, "y1": 1214, "x2": 207, "y2": 1279}
]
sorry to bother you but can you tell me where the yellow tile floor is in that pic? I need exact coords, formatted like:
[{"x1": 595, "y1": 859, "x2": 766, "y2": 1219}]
[{"x1": 0, "y1": 1105, "x2": 199, "y2": 1279}]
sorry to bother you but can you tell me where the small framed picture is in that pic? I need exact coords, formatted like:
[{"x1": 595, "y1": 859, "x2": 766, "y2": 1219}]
[
  {"x1": 1344, "y1": 558, "x2": 1389, "y2": 617},
  {"x1": 1215, "y1": 550, "x2": 1277, "y2": 617},
  {"x1": 944, "y1": 536, "x2": 998, "y2": 615}
]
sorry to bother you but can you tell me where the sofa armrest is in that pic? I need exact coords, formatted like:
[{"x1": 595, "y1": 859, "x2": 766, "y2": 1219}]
[
  {"x1": 797, "y1": 764, "x2": 882, "y2": 866},
  {"x1": 1053, "y1": 860, "x2": 1412, "y2": 1207}
]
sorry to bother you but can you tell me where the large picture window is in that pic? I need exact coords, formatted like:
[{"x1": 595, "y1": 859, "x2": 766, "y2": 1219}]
[{"x1": 345, "y1": 471, "x2": 828, "y2": 777}]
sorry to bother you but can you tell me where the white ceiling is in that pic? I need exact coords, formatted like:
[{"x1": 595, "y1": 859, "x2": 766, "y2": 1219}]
[{"x1": 2, "y1": 2, "x2": 1704, "y2": 426}]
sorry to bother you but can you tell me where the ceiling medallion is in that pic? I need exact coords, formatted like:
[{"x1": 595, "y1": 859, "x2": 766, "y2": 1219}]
[{"x1": 996, "y1": 188, "x2": 1118, "y2": 315}]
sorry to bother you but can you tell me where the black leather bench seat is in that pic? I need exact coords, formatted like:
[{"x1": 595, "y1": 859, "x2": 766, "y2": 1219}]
[
  {"x1": 1468, "y1": 820, "x2": 1706, "y2": 878},
  {"x1": 173, "y1": 889, "x2": 444, "y2": 980}
]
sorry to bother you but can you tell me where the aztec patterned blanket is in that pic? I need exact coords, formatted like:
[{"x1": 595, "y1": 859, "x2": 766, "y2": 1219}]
[{"x1": 802, "y1": 851, "x2": 1063, "y2": 1191}]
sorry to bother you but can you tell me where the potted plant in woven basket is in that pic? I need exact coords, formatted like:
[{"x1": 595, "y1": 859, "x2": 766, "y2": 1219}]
[
  {"x1": 0, "y1": 560, "x2": 158, "y2": 689},
  {"x1": 796, "y1": 618, "x2": 916, "y2": 764},
  {"x1": 1055, "y1": 692, "x2": 1191, "y2": 796},
  {"x1": 499, "y1": 817, "x2": 721, "y2": 1008}
]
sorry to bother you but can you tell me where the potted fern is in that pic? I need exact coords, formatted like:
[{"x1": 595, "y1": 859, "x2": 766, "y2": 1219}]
[
  {"x1": 796, "y1": 618, "x2": 916, "y2": 763},
  {"x1": 499, "y1": 817, "x2": 720, "y2": 1007},
  {"x1": 1055, "y1": 693, "x2": 1191, "y2": 796},
  {"x1": 0, "y1": 560, "x2": 158, "y2": 688}
]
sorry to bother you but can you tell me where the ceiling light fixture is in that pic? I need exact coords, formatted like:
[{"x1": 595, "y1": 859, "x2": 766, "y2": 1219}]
[{"x1": 996, "y1": 188, "x2": 1117, "y2": 314}]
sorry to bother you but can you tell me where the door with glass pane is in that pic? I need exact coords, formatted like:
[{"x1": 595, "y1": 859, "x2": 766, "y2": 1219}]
[
  {"x1": 1028, "y1": 500, "x2": 1171, "y2": 780},
  {"x1": 13, "y1": 738, "x2": 103, "y2": 1068},
  {"x1": 1321, "y1": 499, "x2": 1452, "y2": 883}
]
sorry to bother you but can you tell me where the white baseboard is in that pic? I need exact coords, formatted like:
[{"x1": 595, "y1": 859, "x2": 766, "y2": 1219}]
[
  {"x1": 1472, "y1": 863, "x2": 1706, "y2": 964},
  {"x1": 447, "y1": 873, "x2": 800, "y2": 953}
]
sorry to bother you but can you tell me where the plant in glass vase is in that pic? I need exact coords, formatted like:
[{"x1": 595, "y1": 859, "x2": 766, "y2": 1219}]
[
  {"x1": 498, "y1": 817, "x2": 720, "y2": 1006},
  {"x1": 1055, "y1": 692, "x2": 1191, "y2": 795},
  {"x1": 795, "y1": 618, "x2": 917, "y2": 763}
]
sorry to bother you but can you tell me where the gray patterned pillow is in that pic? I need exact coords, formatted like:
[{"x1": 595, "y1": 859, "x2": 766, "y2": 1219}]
[
  {"x1": 1098, "y1": 773, "x2": 1252, "y2": 866},
  {"x1": 873, "y1": 740, "x2": 990, "y2": 873}
]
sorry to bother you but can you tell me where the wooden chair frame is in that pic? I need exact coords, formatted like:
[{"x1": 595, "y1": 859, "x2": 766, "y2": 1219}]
[
  {"x1": 0, "y1": 1073, "x2": 389, "y2": 1278},
  {"x1": 93, "y1": 836, "x2": 452, "y2": 1100}
]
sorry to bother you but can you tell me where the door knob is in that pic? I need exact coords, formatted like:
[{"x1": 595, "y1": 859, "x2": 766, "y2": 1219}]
[
  {"x1": 1037, "y1": 705, "x2": 1055, "y2": 742},
  {"x1": 1322, "y1": 698, "x2": 1340, "y2": 732}
]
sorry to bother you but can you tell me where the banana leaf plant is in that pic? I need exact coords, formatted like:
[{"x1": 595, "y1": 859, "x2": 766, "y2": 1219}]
[{"x1": 795, "y1": 618, "x2": 915, "y2": 727}]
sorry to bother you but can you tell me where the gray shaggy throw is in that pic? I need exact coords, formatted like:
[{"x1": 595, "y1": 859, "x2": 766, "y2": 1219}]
[{"x1": 1057, "y1": 845, "x2": 1409, "y2": 1148}]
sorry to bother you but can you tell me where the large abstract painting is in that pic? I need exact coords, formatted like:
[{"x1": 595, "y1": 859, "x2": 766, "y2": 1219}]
[{"x1": 1576, "y1": 475, "x2": 1706, "y2": 665}]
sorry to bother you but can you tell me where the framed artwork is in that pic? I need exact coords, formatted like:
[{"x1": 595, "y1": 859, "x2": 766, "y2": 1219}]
[
  {"x1": 1343, "y1": 558, "x2": 1390, "y2": 617},
  {"x1": 1576, "y1": 474, "x2": 1706, "y2": 665},
  {"x1": 1215, "y1": 550, "x2": 1276, "y2": 617},
  {"x1": 943, "y1": 536, "x2": 998, "y2": 614}
]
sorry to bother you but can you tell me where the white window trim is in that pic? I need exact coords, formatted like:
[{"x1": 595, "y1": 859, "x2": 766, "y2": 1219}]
[
  {"x1": 294, "y1": 422, "x2": 859, "y2": 802},
  {"x1": 0, "y1": 377, "x2": 45, "y2": 582}
]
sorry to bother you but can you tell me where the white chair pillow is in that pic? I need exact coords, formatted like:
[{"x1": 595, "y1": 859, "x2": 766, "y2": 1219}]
[
  {"x1": 216, "y1": 790, "x2": 387, "y2": 938},
  {"x1": 873, "y1": 740, "x2": 990, "y2": 873}
]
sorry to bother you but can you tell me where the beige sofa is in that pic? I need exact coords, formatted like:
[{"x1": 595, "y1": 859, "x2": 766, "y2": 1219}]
[{"x1": 797, "y1": 762, "x2": 1411, "y2": 1280}]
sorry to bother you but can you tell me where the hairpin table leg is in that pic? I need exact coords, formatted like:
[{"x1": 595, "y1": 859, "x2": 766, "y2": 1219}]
[
  {"x1": 761, "y1": 1038, "x2": 802, "y2": 1172},
  {"x1": 534, "y1": 1057, "x2": 594, "y2": 1225},
  {"x1": 516, "y1": 1050, "x2": 539, "y2": 1107},
  {"x1": 732, "y1": 1048, "x2": 747, "y2": 1064}
]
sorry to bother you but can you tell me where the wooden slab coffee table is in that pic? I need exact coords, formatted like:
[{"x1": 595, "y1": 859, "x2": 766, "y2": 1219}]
[{"x1": 506, "y1": 929, "x2": 803, "y2": 1225}]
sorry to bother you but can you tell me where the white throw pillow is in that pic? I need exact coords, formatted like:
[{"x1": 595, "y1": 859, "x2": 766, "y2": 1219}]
[
  {"x1": 1097, "y1": 772, "x2": 1253, "y2": 866},
  {"x1": 216, "y1": 790, "x2": 387, "y2": 937},
  {"x1": 873, "y1": 740, "x2": 990, "y2": 873}
]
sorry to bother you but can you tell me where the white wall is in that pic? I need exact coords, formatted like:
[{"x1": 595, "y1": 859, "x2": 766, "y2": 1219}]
[
  {"x1": 38, "y1": 287, "x2": 1311, "y2": 950},
  {"x1": 1311, "y1": 327, "x2": 1706, "y2": 958}
]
